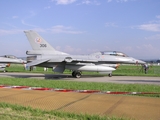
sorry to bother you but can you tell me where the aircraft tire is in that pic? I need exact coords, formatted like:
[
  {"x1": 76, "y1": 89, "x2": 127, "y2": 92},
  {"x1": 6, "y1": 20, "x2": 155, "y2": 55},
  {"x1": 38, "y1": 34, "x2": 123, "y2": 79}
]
[
  {"x1": 72, "y1": 71, "x2": 81, "y2": 78},
  {"x1": 108, "y1": 73, "x2": 112, "y2": 77},
  {"x1": 75, "y1": 71, "x2": 81, "y2": 78},
  {"x1": 72, "y1": 71, "x2": 76, "y2": 77}
]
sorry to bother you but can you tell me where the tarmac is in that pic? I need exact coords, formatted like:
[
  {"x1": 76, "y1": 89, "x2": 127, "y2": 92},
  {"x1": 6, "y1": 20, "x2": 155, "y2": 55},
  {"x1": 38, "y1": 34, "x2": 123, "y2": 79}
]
[
  {"x1": 0, "y1": 72, "x2": 160, "y2": 85},
  {"x1": 0, "y1": 72, "x2": 160, "y2": 119}
]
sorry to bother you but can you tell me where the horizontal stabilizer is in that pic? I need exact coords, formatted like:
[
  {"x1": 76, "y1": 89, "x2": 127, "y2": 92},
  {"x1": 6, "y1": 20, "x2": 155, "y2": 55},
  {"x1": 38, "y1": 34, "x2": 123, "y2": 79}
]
[{"x1": 27, "y1": 58, "x2": 50, "y2": 66}]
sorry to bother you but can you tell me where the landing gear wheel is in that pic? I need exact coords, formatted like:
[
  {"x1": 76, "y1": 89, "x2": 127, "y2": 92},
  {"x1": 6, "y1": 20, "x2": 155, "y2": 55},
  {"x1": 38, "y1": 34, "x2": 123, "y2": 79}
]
[
  {"x1": 72, "y1": 71, "x2": 76, "y2": 77},
  {"x1": 75, "y1": 72, "x2": 81, "y2": 78},
  {"x1": 72, "y1": 71, "x2": 81, "y2": 78},
  {"x1": 108, "y1": 73, "x2": 112, "y2": 77},
  {"x1": 3, "y1": 70, "x2": 7, "y2": 72}
]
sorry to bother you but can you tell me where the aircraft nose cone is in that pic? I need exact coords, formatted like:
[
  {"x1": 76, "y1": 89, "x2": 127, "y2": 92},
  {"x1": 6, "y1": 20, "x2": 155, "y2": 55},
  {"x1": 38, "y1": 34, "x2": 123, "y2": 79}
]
[
  {"x1": 136, "y1": 59, "x2": 146, "y2": 64},
  {"x1": 130, "y1": 57, "x2": 146, "y2": 64}
]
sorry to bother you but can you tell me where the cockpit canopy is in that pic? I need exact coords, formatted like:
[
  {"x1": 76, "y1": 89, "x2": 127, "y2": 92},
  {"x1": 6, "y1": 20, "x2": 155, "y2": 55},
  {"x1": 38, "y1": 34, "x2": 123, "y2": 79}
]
[
  {"x1": 1, "y1": 55, "x2": 17, "y2": 59},
  {"x1": 101, "y1": 51, "x2": 128, "y2": 57}
]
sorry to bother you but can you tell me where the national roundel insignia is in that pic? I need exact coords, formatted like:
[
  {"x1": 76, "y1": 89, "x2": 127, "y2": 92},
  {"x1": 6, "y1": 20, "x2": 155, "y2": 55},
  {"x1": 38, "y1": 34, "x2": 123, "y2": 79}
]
[{"x1": 35, "y1": 37, "x2": 41, "y2": 43}]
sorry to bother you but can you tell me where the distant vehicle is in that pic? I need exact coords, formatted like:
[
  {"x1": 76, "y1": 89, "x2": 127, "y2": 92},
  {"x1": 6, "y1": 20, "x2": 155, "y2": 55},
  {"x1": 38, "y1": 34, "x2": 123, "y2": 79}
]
[
  {"x1": 24, "y1": 30, "x2": 146, "y2": 78},
  {"x1": 0, "y1": 55, "x2": 26, "y2": 72}
]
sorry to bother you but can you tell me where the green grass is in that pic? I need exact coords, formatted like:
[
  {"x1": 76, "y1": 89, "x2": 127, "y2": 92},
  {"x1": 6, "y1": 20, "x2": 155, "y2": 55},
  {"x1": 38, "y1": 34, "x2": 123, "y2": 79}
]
[
  {"x1": 112, "y1": 65, "x2": 160, "y2": 77},
  {"x1": 0, "y1": 77, "x2": 160, "y2": 97},
  {"x1": 0, "y1": 102, "x2": 129, "y2": 120}
]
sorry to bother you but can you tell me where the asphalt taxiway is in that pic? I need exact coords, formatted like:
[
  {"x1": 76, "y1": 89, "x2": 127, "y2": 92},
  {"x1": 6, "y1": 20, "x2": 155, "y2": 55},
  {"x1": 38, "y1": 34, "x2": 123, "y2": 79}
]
[{"x1": 0, "y1": 72, "x2": 160, "y2": 85}]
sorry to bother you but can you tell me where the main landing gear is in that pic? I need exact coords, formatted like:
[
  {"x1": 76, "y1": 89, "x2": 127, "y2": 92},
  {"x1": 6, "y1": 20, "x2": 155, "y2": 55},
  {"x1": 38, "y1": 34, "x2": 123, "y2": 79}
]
[
  {"x1": 72, "y1": 71, "x2": 81, "y2": 78},
  {"x1": 108, "y1": 73, "x2": 112, "y2": 77}
]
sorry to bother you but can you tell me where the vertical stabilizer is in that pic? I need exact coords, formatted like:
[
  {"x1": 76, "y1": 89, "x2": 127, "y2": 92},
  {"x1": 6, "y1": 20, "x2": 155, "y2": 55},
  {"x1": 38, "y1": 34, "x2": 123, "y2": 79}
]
[{"x1": 24, "y1": 30, "x2": 55, "y2": 50}]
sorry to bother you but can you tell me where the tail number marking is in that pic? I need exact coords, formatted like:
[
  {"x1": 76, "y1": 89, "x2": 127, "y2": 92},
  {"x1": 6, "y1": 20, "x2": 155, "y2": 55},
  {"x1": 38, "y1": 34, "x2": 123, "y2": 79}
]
[{"x1": 40, "y1": 44, "x2": 47, "y2": 47}]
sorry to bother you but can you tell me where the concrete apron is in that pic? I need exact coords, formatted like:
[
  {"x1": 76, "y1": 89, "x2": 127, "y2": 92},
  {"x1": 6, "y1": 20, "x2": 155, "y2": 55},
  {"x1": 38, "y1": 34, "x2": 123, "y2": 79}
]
[{"x1": 0, "y1": 88, "x2": 159, "y2": 120}]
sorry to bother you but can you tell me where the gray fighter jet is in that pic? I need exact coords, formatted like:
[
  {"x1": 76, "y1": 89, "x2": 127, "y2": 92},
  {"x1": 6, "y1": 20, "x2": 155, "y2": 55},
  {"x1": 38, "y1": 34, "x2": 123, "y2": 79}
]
[
  {"x1": 24, "y1": 30, "x2": 145, "y2": 78},
  {"x1": 0, "y1": 55, "x2": 26, "y2": 72}
]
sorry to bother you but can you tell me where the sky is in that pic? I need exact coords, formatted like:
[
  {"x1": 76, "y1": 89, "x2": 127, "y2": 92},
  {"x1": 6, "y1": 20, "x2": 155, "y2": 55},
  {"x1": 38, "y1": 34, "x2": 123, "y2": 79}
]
[{"x1": 0, "y1": 0, "x2": 160, "y2": 59}]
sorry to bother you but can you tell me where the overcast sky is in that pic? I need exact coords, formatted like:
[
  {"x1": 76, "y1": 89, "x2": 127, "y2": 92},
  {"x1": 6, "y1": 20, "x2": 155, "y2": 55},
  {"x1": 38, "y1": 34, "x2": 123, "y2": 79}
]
[{"x1": 0, "y1": 0, "x2": 160, "y2": 59}]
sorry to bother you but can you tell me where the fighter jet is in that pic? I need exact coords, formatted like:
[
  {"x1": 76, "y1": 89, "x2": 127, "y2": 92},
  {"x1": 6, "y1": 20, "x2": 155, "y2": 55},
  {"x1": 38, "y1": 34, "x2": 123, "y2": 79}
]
[
  {"x1": 0, "y1": 55, "x2": 26, "y2": 72},
  {"x1": 24, "y1": 30, "x2": 146, "y2": 78}
]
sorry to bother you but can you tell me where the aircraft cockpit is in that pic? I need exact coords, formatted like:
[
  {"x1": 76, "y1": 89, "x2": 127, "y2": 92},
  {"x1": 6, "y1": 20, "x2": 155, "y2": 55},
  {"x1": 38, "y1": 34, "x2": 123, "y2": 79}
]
[
  {"x1": 2, "y1": 55, "x2": 18, "y2": 59},
  {"x1": 101, "y1": 51, "x2": 128, "y2": 57}
]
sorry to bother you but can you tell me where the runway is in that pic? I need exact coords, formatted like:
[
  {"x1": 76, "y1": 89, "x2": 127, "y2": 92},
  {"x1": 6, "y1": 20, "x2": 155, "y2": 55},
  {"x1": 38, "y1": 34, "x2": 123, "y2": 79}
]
[
  {"x1": 0, "y1": 72, "x2": 160, "y2": 119},
  {"x1": 0, "y1": 72, "x2": 160, "y2": 85}
]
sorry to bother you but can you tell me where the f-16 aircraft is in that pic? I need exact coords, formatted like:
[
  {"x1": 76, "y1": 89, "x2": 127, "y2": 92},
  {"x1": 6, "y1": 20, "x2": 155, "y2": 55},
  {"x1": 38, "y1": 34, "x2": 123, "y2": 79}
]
[
  {"x1": 24, "y1": 30, "x2": 146, "y2": 78},
  {"x1": 0, "y1": 55, "x2": 26, "y2": 72}
]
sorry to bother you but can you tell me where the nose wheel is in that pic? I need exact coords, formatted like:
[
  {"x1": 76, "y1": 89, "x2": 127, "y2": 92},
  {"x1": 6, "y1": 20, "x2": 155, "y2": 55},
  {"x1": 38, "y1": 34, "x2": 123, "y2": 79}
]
[{"x1": 72, "y1": 71, "x2": 81, "y2": 78}]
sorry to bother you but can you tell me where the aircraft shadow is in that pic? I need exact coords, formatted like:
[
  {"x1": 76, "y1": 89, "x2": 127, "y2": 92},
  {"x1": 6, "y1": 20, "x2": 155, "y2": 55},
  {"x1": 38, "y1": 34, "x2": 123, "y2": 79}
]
[{"x1": 0, "y1": 72, "x2": 105, "y2": 80}]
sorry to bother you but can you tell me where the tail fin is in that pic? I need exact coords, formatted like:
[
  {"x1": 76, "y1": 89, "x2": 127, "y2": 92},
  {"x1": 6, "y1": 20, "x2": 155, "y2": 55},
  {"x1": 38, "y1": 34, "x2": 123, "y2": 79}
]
[{"x1": 24, "y1": 30, "x2": 55, "y2": 50}]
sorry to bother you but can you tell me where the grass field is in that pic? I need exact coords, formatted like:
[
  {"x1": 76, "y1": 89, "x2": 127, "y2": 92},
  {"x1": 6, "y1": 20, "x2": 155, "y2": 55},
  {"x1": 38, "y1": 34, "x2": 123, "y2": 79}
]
[
  {"x1": 0, "y1": 77, "x2": 160, "y2": 93},
  {"x1": 0, "y1": 102, "x2": 128, "y2": 120},
  {"x1": 0, "y1": 64, "x2": 160, "y2": 120}
]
